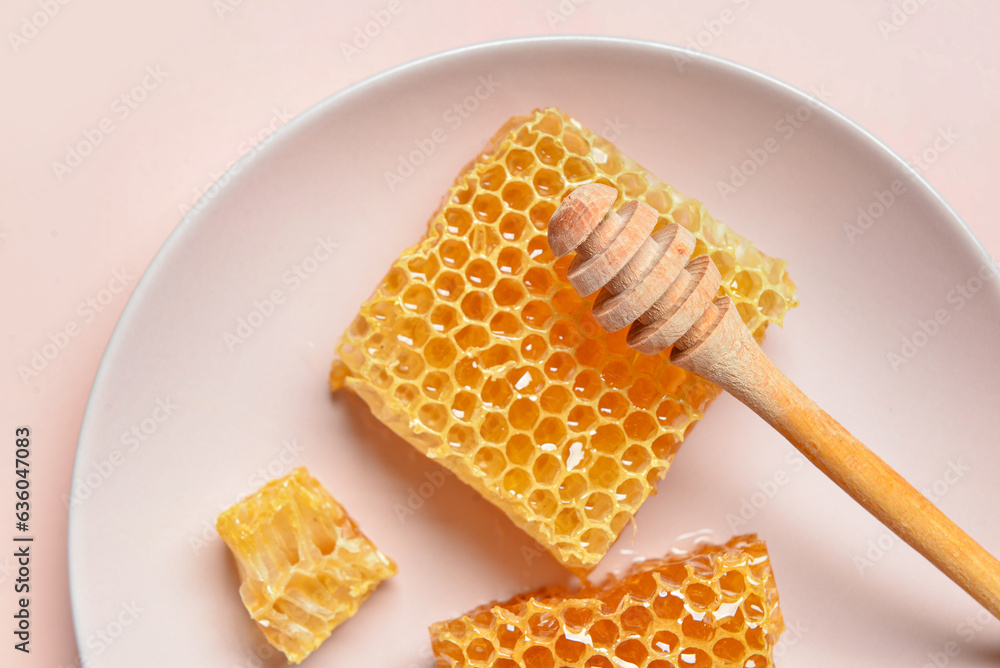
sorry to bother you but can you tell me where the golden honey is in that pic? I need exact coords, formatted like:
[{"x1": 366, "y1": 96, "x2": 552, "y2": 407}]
[
  {"x1": 216, "y1": 468, "x2": 397, "y2": 664},
  {"x1": 332, "y1": 108, "x2": 798, "y2": 572},
  {"x1": 430, "y1": 535, "x2": 784, "y2": 668}
]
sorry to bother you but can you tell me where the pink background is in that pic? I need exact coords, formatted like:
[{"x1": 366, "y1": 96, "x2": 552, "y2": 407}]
[{"x1": 2, "y1": 1, "x2": 998, "y2": 665}]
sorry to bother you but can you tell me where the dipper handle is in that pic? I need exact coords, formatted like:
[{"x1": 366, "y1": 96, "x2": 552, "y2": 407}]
[{"x1": 549, "y1": 183, "x2": 1000, "y2": 619}]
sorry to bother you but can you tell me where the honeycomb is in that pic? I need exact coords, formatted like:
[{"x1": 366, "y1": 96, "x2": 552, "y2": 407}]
[
  {"x1": 331, "y1": 108, "x2": 798, "y2": 573},
  {"x1": 429, "y1": 535, "x2": 784, "y2": 668},
  {"x1": 216, "y1": 467, "x2": 397, "y2": 664}
]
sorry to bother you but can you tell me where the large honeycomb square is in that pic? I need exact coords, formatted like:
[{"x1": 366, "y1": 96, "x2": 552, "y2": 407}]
[
  {"x1": 216, "y1": 467, "x2": 397, "y2": 664},
  {"x1": 331, "y1": 108, "x2": 798, "y2": 573},
  {"x1": 430, "y1": 534, "x2": 784, "y2": 668}
]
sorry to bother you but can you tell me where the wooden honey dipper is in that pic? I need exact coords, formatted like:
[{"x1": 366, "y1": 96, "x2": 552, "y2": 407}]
[{"x1": 549, "y1": 182, "x2": 1000, "y2": 619}]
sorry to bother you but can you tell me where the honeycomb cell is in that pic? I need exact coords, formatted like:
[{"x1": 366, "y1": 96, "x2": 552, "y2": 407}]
[
  {"x1": 439, "y1": 239, "x2": 471, "y2": 269},
  {"x1": 480, "y1": 163, "x2": 506, "y2": 190},
  {"x1": 499, "y1": 212, "x2": 529, "y2": 242},
  {"x1": 217, "y1": 469, "x2": 396, "y2": 664},
  {"x1": 544, "y1": 351, "x2": 576, "y2": 381},
  {"x1": 520, "y1": 334, "x2": 547, "y2": 362},
  {"x1": 465, "y1": 259, "x2": 497, "y2": 289},
  {"x1": 509, "y1": 398, "x2": 540, "y2": 430},
  {"x1": 491, "y1": 311, "x2": 524, "y2": 338},
  {"x1": 624, "y1": 411, "x2": 657, "y2": 441},
  {"x1": 480, "y1": 414, "x2": 509, "y2": 444},
  {"x1": 418, "y1": 402, "x2": 448, "y2": 431},
  {"x1": 430, "y1": 536, "x2": 783, "y2": 668},
  {"x1": 508, "y1": 366, "x2": 545, "y2": 395},
  {"x1": 572, "y1": 369, "x2": 602, "y2": 401},
  {"x1": 451, "y1": 391, "x2": 477, "y2": 422},
  {"x1": 522, "y1": 300, "x2": 555, "y2": 330},
  {"x1": 504, "y1": 468, "x2": 532, "y2": 497},
  {"x1": 482, "y1": 377, "x2": 513, "y2": 409},
  {"x1": 447, "y1": 424, "x2": 476, "y2": 454},
  {"x1": 559, "y1": 473, "x2": 587, "y2": 502},
  {"x1": 475, "y1": 445, "x2": 507, "y2": 477},
  {"x1": 506, "y1": 434, "x2": 534, "y2": 466},
  {"x1": 584, "y1": 492, "x2": 613, "y2": 520},
  {"x1": 621, "y1": 444, "x2": 652, "y2": 474},
  {"x1": 619, "y1": 172, "x2": 648, "y2": 198},
  {"x1": 585, "y1": 462, "x2": 620, "y2": 498},
  {"x1": 527, "y1": 234, "x2": 554, "y2": 262},
  {"x1": 434, "y1": 271, "x2": 465, "y2": 301},
  {"x1": 494, "y1": 277, "x2": 527, "y2": 306},
  {"x1": 528, "y1": 489, "x2": 558, "y2": 518},
  {"x1": 473, "y1": 193, "x2": 503, "y2": 223},
  {"x1": 533, "y1": 453, "x2": 562, "y2": 485},
  {"x1": 444, "y1": 208, "x2": 473, "y2": 236},
  {"x1": 503, "y1": 181, "x2": 536, "y2": 210},
  {"x1": 567, "y1": 405, "x2": 597, "y2": 431},
  {"x1": 461, "y1": 292, "x2": 493, "y2": 321},
  {"x1": 455, "y1": 324, "x2": 490, "y2": 351},
  {"x1": 481, "y1": 344, "x2": 518, "y2": 369},
  {"x1": 539, "y1": 385, "x2": 572, "y2": 414},
  {"x1": 533, "y1": 168, "x2": 565, "y2": 197},
  {"x1": 564, "y1": 156, "x2": 596, "y2": 183},
  {"x1": 430, "y1": 304, "x2": 460, "y2": 333},
  {"x1": 401, "y1": 284, "x2": 435, "y2": 314},
  {"x1": 333, "y1": 108, "x2": 798, "y2": 573},
  {"x1": 592, "y1": 424, "x2": 626, "y2": 454},
  {"x1": 529, "y1": 201, "x2": 558, "y2": 231},
  {"x1": 616, "y1": 479, "x2": 644, "y2": 508},
  {"x1": 454, "y1": 357, "x2": 483, "y2": 389},
  {"x1": 522, "y1": 266, "x2": 554, "y2": 295},
  {"x1": 422, "y1": 371, "x2": 451, "y2": 400},
  {"x1": 536, "y1": 135, "x2": 565, "y2": 165},
  {"x1": 392, "y1": 349, "x2": 424, "y2": 381},
  {"x1": 498, "y1": 247, "x2": 527, "y2": 275}
]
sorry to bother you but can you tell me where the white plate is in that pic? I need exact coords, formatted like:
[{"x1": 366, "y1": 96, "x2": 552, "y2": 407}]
[{"x1": 70, "y1": 36, "x2": 1000, "y2": 667}]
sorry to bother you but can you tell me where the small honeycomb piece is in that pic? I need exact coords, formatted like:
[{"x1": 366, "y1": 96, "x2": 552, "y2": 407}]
[
  {"x1": 332, "y1": 108, "x2": 798, "y2": 573},
  {"x1": 217, "y1": 467, "x2": 397, "y2": 664},
  {"x1": 430, "y1": 535, "x2": 784, "y2": 668}
]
